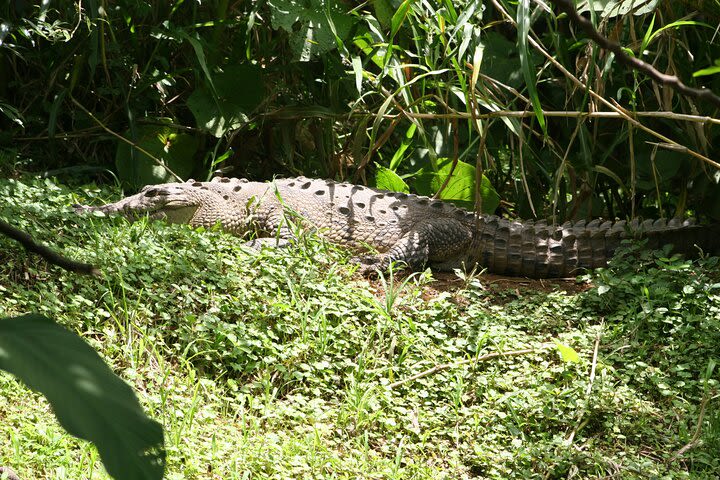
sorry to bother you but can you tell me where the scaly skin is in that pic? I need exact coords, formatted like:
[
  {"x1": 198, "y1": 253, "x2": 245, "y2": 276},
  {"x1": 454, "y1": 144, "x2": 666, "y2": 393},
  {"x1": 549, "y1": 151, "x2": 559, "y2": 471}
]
[{"x1": 76, "y1": 177, "x2": 720, "y2": 277}]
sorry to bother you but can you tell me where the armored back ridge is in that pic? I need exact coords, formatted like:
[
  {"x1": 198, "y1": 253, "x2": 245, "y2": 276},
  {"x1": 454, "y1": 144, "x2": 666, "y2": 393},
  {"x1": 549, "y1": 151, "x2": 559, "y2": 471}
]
[{"x1": 75, "y1": 177, "x2": 720, "y2": 278}]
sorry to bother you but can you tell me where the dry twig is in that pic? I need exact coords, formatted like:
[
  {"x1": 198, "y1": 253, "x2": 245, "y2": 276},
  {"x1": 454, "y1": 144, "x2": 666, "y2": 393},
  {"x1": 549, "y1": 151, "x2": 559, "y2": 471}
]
[{"x1": 387, "y1": 347, "x2": 541, "y2": 389}]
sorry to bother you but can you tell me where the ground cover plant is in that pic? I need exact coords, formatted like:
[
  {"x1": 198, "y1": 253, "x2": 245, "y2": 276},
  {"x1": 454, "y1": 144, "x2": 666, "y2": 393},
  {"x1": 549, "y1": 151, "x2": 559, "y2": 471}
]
[{"x1": 0, "y1": 178, "x2": 718, "y2": 478}]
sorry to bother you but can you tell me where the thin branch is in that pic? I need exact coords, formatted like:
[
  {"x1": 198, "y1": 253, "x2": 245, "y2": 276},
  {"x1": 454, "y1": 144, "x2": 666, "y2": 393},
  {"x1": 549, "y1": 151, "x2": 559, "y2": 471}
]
[
  {"x1": 0, "y1": 219, "x2": 99, "y2": 275},
  {"x1": 490, "y1": 0, "x2": 720, "y2": 171},
  {"x1": 386, "y1": 110, "x2": 720, "y2": 125},
  {"x1": 387, "y1": 347, "x2": 540, "y2": 389},
  {"x1": 260, "y1": 107, "x2": 720, "y2": 125},
  {"x1": 69, "y1": 96, "x2": 183, "y2": 182},
  {"x1": 670, "y1": 391, "x2": 713, "y2": 461},
  {"x1": 550, "y1": 0, "x2": 720, "y2": 109}
]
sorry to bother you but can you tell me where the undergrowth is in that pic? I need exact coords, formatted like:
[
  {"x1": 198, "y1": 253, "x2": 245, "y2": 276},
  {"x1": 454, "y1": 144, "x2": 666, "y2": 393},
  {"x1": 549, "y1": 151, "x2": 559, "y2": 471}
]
[{"x1": 0, "y1": 178, "x2": 718, "y2": 479}]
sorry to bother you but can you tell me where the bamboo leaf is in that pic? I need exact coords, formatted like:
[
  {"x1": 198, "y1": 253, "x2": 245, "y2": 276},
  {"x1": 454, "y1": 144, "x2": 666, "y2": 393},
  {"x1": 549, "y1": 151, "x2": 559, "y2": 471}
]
[{"x1": 517, "y1": 0, "x2": 546, "y2": 134}]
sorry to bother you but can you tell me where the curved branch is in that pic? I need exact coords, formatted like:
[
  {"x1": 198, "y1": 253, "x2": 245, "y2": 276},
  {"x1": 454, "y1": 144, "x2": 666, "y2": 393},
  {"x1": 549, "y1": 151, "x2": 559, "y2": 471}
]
[
  {"x1": 550, "y1": 0, "x2": 720, "y2": 109},
  {"x1": 0, "y1": 219, "x2": 98, "y2": 275}
]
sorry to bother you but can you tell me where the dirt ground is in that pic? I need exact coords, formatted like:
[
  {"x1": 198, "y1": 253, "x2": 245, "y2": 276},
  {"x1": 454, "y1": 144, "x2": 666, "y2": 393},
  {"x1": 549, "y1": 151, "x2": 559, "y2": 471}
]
[{"x1": 367, "y1": 270, "x2": 593, "y2": 304}]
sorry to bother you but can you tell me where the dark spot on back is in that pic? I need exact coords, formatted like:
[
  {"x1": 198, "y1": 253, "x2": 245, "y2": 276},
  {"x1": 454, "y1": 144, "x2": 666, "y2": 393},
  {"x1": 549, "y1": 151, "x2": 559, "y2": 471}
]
[
  {"x1": 301, "y1": 181, "x2": 311, "y2": 189},
  {"x1": 355, "y1": 202, "x2": 366, "y2": 209},
  {"x1": 223, "y1": 194, "x2": 229, "y2": 200},
  {"x1": 192, "y1": 182, "x2": 202, "y2": 187},
  {"x1": 366, "y1": 215, "x2": 375, "y2": 222},
  {"x1": 288, "y1": 182, "x2": 296, "y2": 187},
  {"x1": 374, "y1": 194, "x2": 385, "y2": 200},
  {"x1": 220, "y1": 177, "x2": 230, "y2": 183},
  {"x1": 201, "y1": 186, "x2": 209, "y2": 190},
  {"x1": 233, "y1": 185, "x2": 242, "y2": 192},
  {"x1": 397, "y1": 193, "x2": 408, "y2": 199},
  {"x1": 379, "y1": 209, "x2": 387, "y2": 214},
  {"x1": 417, "y1": 198, "x2": 429, "y2": 205},
  {"x1": 338, "y1": 206, "x2": 350, "y2": 215},
  {"x1": 315, "y1": 190, "x2": 325, "y2": 196},
  {"x1": 431, "y1": 201, "x2": 444, "y2": 208},
  {"x1": 391, "y1": 206, "x2": 399, "y2": 211}
]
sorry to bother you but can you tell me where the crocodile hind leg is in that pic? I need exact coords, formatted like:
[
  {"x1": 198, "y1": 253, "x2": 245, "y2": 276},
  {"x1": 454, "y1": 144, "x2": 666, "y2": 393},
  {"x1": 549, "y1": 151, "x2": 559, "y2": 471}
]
[{"x1": 355, "y1": 218, "x2": 473, "y2": 275}]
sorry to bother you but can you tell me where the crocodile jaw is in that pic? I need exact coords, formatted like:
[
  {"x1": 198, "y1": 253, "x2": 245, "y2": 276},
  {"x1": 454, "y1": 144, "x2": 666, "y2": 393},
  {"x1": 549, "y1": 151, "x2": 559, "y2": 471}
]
[{"x1": 78, "y1": 184, "x2": 201, "y2": 225}]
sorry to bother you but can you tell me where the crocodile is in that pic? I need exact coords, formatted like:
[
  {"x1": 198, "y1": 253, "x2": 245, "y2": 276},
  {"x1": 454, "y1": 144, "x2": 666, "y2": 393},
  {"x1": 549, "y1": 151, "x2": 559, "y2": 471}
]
[{"x1": 75, "y1": 176, "x2": 720, "y2": 278}]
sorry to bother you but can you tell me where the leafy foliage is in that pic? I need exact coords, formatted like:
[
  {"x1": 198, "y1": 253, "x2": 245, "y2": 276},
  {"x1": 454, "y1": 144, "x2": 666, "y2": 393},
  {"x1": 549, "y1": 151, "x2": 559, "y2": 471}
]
[
  {"x1": 1, "y1": 0, "x2": 717, "y2": 216},
  {"x1": 0, "y1": 314, "x2": 165, "y2": 480}
]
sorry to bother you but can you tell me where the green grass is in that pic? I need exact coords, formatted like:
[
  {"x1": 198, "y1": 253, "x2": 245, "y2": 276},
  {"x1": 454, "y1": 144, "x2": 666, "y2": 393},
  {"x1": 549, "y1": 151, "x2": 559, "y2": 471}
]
[{"x1": 1, "y1": 177, "x2": 719, "y2": 479}]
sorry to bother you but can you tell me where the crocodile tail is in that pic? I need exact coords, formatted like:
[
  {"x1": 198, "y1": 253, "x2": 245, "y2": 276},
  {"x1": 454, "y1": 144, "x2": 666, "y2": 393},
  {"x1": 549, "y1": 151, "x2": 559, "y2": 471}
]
[{"x1": 473, "y1": 216, "x2": 720, "y2": 278}]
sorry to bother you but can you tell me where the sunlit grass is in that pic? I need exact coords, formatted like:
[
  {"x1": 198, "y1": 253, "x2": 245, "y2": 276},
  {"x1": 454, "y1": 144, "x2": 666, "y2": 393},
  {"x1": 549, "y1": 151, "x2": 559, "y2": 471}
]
[{"x1": 0, "y1": 178, "x2": 718, "y2": 479}]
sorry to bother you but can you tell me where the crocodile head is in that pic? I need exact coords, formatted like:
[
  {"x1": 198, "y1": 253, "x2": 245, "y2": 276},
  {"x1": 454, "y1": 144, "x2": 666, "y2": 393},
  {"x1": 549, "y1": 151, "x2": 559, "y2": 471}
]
[
  {"x1": 75, "y1": 184, "x2": 199, "y2": 222},
  {"x1": 75, "y1": 182, "x2": 252, "y2": 232}
]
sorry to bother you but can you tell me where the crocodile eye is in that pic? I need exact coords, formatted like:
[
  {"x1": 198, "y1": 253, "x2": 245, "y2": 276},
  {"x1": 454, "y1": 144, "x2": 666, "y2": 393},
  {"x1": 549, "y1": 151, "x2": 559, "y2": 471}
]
[{"x1": 144, "y1": 188, "x2": 158, "y2": 197}]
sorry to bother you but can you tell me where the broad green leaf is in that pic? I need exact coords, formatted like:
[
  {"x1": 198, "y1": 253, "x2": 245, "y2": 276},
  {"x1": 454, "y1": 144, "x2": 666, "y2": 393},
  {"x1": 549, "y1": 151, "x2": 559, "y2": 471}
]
[
  {"x1": 416, "y1": 158, "x2": 500, "y2": 212},
  {"x1": 375, "y1": 165, "x2": 410, "y2": 193},
  {"x1": 267, "y1": 0, "x2": 354, "y2": 61},
  {"x1": 372, "y1": 0, "x2": 395, "y2": 29},
  {"x1": 115, "y1": 120, "x2": 198, "y2": 190},
  {"x1": 430, "y1": 159, "x2": 476, "y2": 206},
  {"x1": 555, "y1": 341, "x2": 581, "y2": 363},
  {"x1": 517, "y1": 0, "x2": 546, "y2": 135},
  {"x1": 187, "y1": 64, "x2": 265, "y2": 138},
  {"x1": 480, "y1": 33, "x2": 529, "y2": 89},
  {"x1": 0, "y1": 314, "x2": 165, "y2": 480}
]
